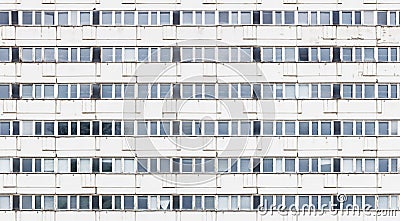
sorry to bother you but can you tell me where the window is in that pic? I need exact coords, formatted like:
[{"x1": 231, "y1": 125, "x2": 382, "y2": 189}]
[
  {"x1": 364, "y1": 85, "x2": 375, "y2": 98},
  {"x1": 138, "y1": 12, "x2": 148, "y2": 25},
  {"x1": 343, "y1": 48, "x2": 352, "y2": 62},
  {"x1": 378, "y1": 85, "x2": 388, "y2": 98},
  {"x1": 204, "y1": 196, "x2": 215, "y2": 210},
  {"x1": 57, "y1": 48, "x2": 68, "y2": 62},
  {"x1": 0, "y1": 12, "x2": 9, "y2": 25},
  {"x1": 0, "y1": 48, "x2": 9, "y2": 62},
  {"x1": 22, "y1": 159, "x2": 32, "y2": 172},
  {"x1": 285, "y1": 122, "x2": 295, "y2": 135},
  {"x1": 0, "y1": 196, "x2": 10, "y2": 209},
  {"x1": 365, "y1": 159, "x2": 375, "y2": 172},
  {"x1": 298, "y1": 48, "x2": 309, "y2": 61},
  {"x1": 298, "y1": 12, "x2": 308, "y2": 25},
  {"x1": 342, "y1": 12, "x2": 352, "y2": 25},
  {"x1": 182, "y1": 196, "x2": 192, "y2": 209},
  {"x1": 0, "y1": 158, "x2": 10, "y2": 173},
  {"x1": 44, "y1": 85, "x2": 54, "y2": 98},
  {"x1": 102, "y1": 48, "x2": 113, "y2": 62},
  {"x1": 44, "y1": 12, "x2": 54, "y2": 25},
  {"x1": 263, "y1": 11, "x2": 272, "y2": 24},
  {"x1": 0, "y1": 85, "x2": 9, "y2": 99},
  {"x1": 80, "y1": 12, "x2": 90, "y2": 25},
  {"x1": 205, "y1": 12, "x2": 215, "y2": 25},
  {"x1": 377, "y1": 11, "x2": 387, "y2": 25},
  {"x1": 44, "y1": 196, "x2": 54, "y2": 210},
  {"x1": 285, "y1": 159, "x2": 295, "y2": 172},
  {"x1": 219, "y1": 12, "x2": 229, "y2": 24},
  {"x1": 80, "y1": 48, "x2": 90, "y2": 62},
  {"x1": 343, "y1": 85, "x2": 353, "y2": 98},
  {"x1": 298, "y1": 159, "x2": 309, "y2": 172},
  {"x1": 21, "y1": 48, "x2": 33, "y2": 62},
  {"x1": 320, "y1": 85, "x2": 331, "y2": 98},
  {"x1": 241, "y1": 11, "x2": 251, "y2": 24},
  {"x1": 320, "y1": 12, "x2": 330, "y2": 24},
  {"x1": 299, "y1": 122, "x2": 309, "y2": 135},
  {"x1": 0, "y1": 122, "x2": 10, "y2": 135},
  {"x1": 321, "y1": 159, "x2": 331, "y2": 172},
  {"x1": 58, "y1": 12, "x2": 68, "y2": 25},
  {"x1": 391, "y1": 48, "x2": 397, "y2": 62},
  {"x1": 320, "y1": 48, "x2": 330, "y2": 62},
  {"x1": 321, "y1": 122, "x2": 331, "y2": 135},
  {"x1": 284, "y1": 12, "x2": 294, "y2": 24},
  {"x1": 44, "y1": 48, "x2": 55, "y2": 62},
  {"x1": 378, "y1": 48, "x2": 388, "y2": 62},
  {"x1": 275, "y1": 11, "x2": 282, "y2": 24},
  {"x1": 343, "y1": 122, "x2": 353, "y2": 135},
  {"x1": 102, "y1": 11, "x2": 112, "y2": 25},
  {"x1": 364, "y1": 48, "x2": 374, "y2": 61},
  {"x1": 79, "y1": 196, "x2": 90, "y2": 209},
  {"x1": 363, "y1": 11, "x2": 374, "y2": 25},
  {"x1": 22, "y1": 12, "x2": 33, "y2": 25},
  {"x1": 285, "y1": 48, "x2": 295, "y2": 62}
]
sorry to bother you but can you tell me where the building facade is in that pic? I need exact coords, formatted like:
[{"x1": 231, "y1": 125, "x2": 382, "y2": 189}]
[{"x1": 0, "y1": 0, "x2": 399, "y2": 220}]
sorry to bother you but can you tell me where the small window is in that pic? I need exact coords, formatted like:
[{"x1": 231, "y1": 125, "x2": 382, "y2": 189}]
[{"x1": 182, "y1": 11, "x2": 193, "y2": 25}]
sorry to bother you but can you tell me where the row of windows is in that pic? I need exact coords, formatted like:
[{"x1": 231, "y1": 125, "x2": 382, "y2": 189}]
[
  {"x1": 0, "y1": 194, "x2": 398, "y2": 211},
  {"x1": 0, "y1": 120, "x2": 398, "y2": 136},
  {"x1": 1, "y1": 157, "x2": 398, "y2": 174},
  {"x1": 1, "y1": 47, "x2": 400, "y2": 63},
  {"x1": 1, "y1": 10, "x2": 400, "y2": 26},
  {"x1": 1, "y1": 83, "x2": 399, "y2": 100}
]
